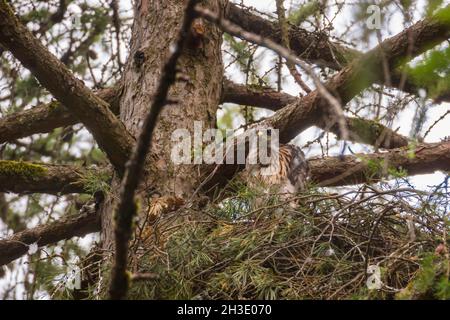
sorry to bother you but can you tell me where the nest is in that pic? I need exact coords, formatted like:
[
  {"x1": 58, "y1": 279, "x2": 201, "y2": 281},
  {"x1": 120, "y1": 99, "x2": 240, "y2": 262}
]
[{"x1": 128, "y1": 183, "x2": 450, "y2": 300}]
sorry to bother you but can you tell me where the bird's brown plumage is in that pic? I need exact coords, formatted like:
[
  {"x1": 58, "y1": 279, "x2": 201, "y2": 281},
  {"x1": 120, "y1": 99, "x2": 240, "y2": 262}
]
[{"x1": 244, "y1": 143, "x2": 310, "y2": 199}]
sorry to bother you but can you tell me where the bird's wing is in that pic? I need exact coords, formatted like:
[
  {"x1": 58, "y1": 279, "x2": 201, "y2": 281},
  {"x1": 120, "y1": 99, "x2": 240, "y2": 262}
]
[{"x1": 284, "y1": 144, "x2": 310, "y2": 192}]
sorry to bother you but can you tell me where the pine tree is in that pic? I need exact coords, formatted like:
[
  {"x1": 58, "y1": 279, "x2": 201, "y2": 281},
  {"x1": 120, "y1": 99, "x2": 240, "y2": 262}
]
[{"x1": 0, "y1": 0, "x2": 449, "y2": 300}]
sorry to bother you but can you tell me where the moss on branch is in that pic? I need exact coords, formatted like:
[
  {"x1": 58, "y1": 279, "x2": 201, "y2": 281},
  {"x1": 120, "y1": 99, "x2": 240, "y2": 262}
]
[{"x1": 0, "y1": 160, "x2": 47, "y2": 180}]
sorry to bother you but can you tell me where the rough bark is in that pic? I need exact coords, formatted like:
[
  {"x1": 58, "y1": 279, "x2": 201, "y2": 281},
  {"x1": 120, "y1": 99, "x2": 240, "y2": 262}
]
[
  {"x1": 100, "y1": 0, "x2": 224, "y2": 252},
  {"x1": 109, "y1": 0, "x2": 201, "y2": 299},
  {"x1": 225, "y1": 3, "x2": 355, "y2": 69},
  {"x1": 0, "y1": 1, "x2": 134, "y2": 173}
]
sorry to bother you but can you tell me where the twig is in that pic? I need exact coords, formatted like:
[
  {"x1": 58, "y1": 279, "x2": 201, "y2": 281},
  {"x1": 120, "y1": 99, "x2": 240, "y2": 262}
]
[
  {"x1": 130, "y1": 272, "x2": 159, "y2": 282},
  {"x1": 275, "y1": 0, "x2": 311, "y2": 94}
]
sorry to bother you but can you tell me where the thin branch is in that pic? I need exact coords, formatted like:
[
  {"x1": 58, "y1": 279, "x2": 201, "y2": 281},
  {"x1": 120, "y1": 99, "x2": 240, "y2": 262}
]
[
  {"x1": 222, "y1": 78, "x2": 297, "y2": 110},
  {"x1": 108, "y1": 0, "x2": 200, "y2": 300},
  {"x1": 110, "y1": 0, "x2": 123, "y2": 70},
  {"x1": 60, "y1": 18, "x2": 108, "y2": 66},
  {"x1": 0, "y1": 2, "x2": 134, "y2": 173},
  {"x1": 37, "y1": 0, "x2": 68, "y2": 35},
  {"x1": 275, "y1": 0, "x2": 311, "y2": 93}
]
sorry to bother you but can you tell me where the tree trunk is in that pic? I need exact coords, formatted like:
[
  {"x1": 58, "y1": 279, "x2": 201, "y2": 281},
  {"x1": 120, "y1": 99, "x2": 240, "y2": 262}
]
[{"x1": 100, "y1": 0, "x2": 224, "y2": 257}]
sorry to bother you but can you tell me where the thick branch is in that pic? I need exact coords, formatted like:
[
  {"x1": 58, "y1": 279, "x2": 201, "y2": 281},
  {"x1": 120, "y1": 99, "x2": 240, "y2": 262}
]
[
  {"x1": 225, "y1": 3, "x2": 354, "y2": 69},
  {"x1": 0, "y1": 210, "x2": 100, "y2": 266},
  {"x1": 310, "y1": 141, "x2": 450, "y2": 186},
  {"x1": 0, "y1": 160, "x2": 102, "y2": 195},
  {"x1": 0, "y1": 2, "x2": 134, "y2": 173},
  {"x1": 225, "y1": 3, "x2": 450, "y2": 104},
  {"x1": 0, "y1": 86, "x2": 120, "y2": 144},
  {"x1": 222, "y1": 80, "x2": 409, "y2": 149}
]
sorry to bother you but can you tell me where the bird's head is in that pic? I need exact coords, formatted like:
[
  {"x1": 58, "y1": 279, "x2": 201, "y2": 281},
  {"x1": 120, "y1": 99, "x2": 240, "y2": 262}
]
[{"x1": 245, "y1": 127, "x2": 281, "y2": 177}]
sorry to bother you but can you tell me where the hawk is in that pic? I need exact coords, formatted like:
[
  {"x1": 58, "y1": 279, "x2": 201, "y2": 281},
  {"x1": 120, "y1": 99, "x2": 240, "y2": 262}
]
[{"x1": 244, "y1": 143, "x2": 310, "y2": 199}]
